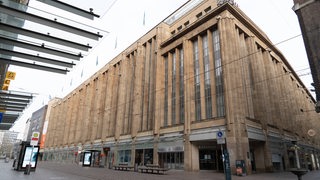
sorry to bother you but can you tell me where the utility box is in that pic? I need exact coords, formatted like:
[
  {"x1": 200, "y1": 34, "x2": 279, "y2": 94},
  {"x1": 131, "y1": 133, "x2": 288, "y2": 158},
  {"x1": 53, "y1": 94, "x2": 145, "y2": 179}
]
[{"x1": 235, "y1": 160, "x2": 246, "y2": 176}]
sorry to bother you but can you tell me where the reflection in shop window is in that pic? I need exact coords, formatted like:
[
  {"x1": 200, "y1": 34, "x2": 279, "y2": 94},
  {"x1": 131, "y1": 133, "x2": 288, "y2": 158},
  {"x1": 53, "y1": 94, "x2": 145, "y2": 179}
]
[
  {"x1": 118, "y1": 150, "x2": 131, "y2": 163},
  {"x1": 158, "y1": 152, "x2": 184, "y2": 169}
]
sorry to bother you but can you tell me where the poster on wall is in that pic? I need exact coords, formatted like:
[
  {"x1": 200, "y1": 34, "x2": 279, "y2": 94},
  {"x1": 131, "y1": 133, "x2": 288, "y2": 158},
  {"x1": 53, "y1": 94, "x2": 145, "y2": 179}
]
[
  {"x1": 22, "y1": 146, "x2": 39, "y2": 168},
  {"x1": 83, "y1": 152, "x2": 91, "y2": 166}
]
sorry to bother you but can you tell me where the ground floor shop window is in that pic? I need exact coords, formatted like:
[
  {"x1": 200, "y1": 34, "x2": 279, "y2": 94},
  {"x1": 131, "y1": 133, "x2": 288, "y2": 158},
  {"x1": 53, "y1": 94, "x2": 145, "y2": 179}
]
[
  {"x1": 43, "y1": 152, "x2": 48, "y2": 161},
  {"x1": 62, "y1": 152, "x2": 67, "y2": 161},
  {"x1": 158, "y1": 152, "x2": 184, "y2": 169},
  {"x1": 49, "y1": 153, "x2": 53, "y2": 161},
  {"x1": 118, "y1": 150, "x2": 131, "y2": 164},
  {"x1": 92, "y1": 151, "x2": 101, "y2": 167},
  {"x1": 135, "y1": 149, "x2": 153, "y2": 165}
]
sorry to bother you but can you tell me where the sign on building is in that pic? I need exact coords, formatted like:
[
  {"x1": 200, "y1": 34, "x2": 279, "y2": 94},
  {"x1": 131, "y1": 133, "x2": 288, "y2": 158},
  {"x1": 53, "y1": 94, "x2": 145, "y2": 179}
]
[{"x1": 217, "y1": 130, "x2": 226, "y2": 144}]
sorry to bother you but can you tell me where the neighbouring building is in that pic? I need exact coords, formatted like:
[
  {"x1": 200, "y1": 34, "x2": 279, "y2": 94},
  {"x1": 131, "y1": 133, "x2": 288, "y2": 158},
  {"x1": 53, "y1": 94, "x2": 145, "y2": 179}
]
[
  {"x1": 26, "y1": 105, "x2": 47, "y2": 142},
  {"x1": 25, "y1": 105, "x2": 47, "y2": 160},
  {"x1": 0, "y1": 130, "x2": 19, "y2": 158},
  {"x1": 22, "y1": 118, "x2": 30, "y2": 141},
  {"x1": 43, "y1": 0, "x2": 320, "y2": 174},
  {"x1": 39, "y1": 99, "x2": 60, "y2": 151},
  {"x1": 292, "y1": 0, "x2": 320, "y2": 112}
]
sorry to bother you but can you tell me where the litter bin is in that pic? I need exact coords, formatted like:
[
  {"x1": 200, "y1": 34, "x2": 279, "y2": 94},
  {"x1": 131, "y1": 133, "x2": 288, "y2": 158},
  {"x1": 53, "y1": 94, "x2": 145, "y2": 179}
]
[{"x1": 235, "y1": 160, "x2": 246, "y2": 176}]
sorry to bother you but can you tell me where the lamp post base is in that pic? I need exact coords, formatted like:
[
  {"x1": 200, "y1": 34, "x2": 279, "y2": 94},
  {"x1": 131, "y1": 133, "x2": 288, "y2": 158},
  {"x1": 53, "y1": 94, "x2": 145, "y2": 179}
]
[{"x1": 290, "y1": 168, "x2": 308, "y2": 180}]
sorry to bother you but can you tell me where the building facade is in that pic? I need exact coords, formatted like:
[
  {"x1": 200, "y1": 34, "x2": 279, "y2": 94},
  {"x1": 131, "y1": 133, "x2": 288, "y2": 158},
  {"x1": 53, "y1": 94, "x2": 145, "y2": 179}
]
[{"x1": 43, "y1": 0, "x2": 320, "y2": 174}]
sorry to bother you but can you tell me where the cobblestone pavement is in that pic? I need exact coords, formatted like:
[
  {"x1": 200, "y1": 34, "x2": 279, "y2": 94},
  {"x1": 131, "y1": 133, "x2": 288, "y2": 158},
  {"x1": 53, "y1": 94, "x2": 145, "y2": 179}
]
[{"x1": 1, "y1": 159, "x2": 320, "y2": 180}]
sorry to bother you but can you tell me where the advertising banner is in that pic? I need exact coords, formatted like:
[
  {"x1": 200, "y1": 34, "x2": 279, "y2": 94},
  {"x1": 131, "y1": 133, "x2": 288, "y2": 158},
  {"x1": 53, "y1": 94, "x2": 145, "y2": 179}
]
[{"x1": 22, "y1": 146, "x2": 39, "y2": 168}]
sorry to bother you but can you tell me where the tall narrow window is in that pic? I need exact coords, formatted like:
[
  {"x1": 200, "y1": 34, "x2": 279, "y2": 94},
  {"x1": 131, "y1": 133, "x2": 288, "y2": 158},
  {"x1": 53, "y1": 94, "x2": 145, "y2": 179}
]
[
  {"x1": 212, "y1": 29, "x2": 225, "y2": 117},
  {"x1": 164, "y1": 56, "x2": 169, "y2": 127},
  {"x1": 193, "y1": 40, "x2": 201, "y2": 121},
  {"x1": 202, "y1": 34, "x2": 212, "y2": 118},
  {"x1": 179, "y1": 48, "x2": 185, "y2": 123},
  {"x1": 172, "y1": 52, "x2": 176, "y2": 125}
]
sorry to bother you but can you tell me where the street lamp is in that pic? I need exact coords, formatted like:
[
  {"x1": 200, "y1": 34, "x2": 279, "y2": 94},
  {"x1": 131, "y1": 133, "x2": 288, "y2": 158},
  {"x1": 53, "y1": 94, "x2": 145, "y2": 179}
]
[{"x1": 291, "y1": 141, "x2": 301, "y2": 169}]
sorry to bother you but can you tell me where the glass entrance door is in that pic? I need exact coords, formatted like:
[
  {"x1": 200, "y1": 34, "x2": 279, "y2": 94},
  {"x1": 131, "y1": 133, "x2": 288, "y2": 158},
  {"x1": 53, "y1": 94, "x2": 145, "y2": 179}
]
[
  {"x1": 199, "y1": 148, "x2": 223, "y2": 171},
  {"x1": 199, "y1": 149, "x2": 216, "y2": 170}
]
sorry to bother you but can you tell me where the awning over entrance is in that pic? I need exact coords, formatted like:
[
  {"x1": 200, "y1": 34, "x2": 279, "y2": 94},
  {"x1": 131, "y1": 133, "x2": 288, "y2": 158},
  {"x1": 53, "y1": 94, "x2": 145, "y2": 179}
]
[{"x1": 247, "y1": 125, "x2": 266, "y2": 141}]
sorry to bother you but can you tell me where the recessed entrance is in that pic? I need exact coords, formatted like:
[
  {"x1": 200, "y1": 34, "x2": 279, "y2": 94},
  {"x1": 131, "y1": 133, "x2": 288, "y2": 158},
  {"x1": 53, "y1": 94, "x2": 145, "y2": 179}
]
[{"x1": 198, "y1": 144, "x2": 223, "y2": 171}]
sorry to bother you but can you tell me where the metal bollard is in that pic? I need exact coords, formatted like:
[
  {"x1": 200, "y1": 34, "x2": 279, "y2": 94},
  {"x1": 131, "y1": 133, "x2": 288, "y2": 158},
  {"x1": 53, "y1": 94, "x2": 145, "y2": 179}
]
[{"x1": 24, "y1": 164, "x2": 31, "y2": 175}]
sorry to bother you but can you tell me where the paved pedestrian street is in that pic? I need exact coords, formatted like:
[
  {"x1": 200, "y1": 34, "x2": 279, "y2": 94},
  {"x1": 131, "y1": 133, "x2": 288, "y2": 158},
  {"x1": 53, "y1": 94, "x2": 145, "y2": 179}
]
[{"x1": 1, "y1": 160, "x2": 320, "y2": 180}]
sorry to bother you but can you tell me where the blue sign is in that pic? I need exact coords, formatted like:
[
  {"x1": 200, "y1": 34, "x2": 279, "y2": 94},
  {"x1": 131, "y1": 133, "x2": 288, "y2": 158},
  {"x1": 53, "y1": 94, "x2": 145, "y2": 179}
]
[
  {"x1": 217, "y1": 131, "x2": 224, "y2": 138},
  {"x1": 0, "y1": 112, "x2": 3, "y2": 123}
]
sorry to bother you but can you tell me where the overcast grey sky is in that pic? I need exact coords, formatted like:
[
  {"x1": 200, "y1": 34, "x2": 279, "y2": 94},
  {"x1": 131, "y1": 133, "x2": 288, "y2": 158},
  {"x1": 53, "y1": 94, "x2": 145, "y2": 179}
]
[{"x1": 9, "y1": 0, "x2": 312, "y2": 139}]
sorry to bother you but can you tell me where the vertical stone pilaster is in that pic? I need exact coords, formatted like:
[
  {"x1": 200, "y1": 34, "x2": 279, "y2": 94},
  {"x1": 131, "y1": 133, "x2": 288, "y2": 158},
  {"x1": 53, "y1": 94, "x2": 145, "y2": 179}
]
[
  {"x1": 115, "y1": 54, "x2": 127, "y2": 136},
  {"x1": 175, "y1": 48, "x2": 180, "y2": 125},
  {"x1": 184, "y1": 136, "x2": 192, "y2": 171},
  {"x1": 97, "y1": 73, "x2": 107, "y2": 140},
  {"x1": 153, "y1": 139, "x2": 159, "y2": 165},
  {"x1": 239, "y1": 34, "x2": 254, "y2": 119},
  {"x1": 219, "y1": 14, "x2": 251, "y2": 174},
  {"x1": 149, "y1": 37, "x2": 157, "y2": 131},
  {"x1": 127, "y1": 54, "x2": 136, "y2": 135},
  {"x1": 183, "y1": 38, "x2": 193, "y2": 134},
  {"x1": 82, "y1": 83, "x2": 92, "y2": 143},
  {"x1": 263, "y1": 140, "x2": 273, "y2": 172},
  {"x1": 128, "y1": 52, "x2": 136, "y2": 135},
  {"x1": 69, "y1": 93, "x2": 78, "y2": 144},
  {"x1": 183, "y1": 38, "x2": 194, "y2": 171},
  {"x1": 243, "y1": 34, "x2": 257, "y2": 121},
  {"x1": 167, "y1": 52, "x2": 173, "y2": 126},
  {"x1": 60, "y1": 101, "x2": 67, "y2": 147},
  {"x1": 262, "y1": 51, "x2": 280, "y2": 126},
  {"x1": 185, "y1": 39, "x2": 195, "y2": 124},
  {"x1": 75, "y1": 89, "x2": 84, "y2": 143},
  {"x1": 91, "y1": 78, "x2": 99, "y2": 141},
  {"x1": 50, "y1": 106, "x2": 58, "y2": 147},
  {"x1": 154, "y1": 49, "x2": 164, "y2": 134},
  {"x1": 102, "y1": 69, "x2": 113, "y2": 138},
  {"x1": 113, "y1": 64, "x2": 121, "y2": 140},
  {"x1": 131, "y1": 43, "x2": 144, "y2": 136},
  {"x1": 131, "y1": 144, "x2": 136, "y2": 166},
  {"x1": 142, "y1": 42, "x2": 150, "y2": 131},
  {"x1": 66, "y1": 96, "x2": 74, "y2": 145}
]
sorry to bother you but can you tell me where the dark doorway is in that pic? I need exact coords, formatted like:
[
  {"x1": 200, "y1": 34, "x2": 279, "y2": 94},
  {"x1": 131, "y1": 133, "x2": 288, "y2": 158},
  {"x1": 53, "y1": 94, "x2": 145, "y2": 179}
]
[
  {"x1": 250, "y1": 149, "x2": 256, "y2": 172},
  {"x1": 199, "y1": 149, "x2": 216, "y2": 170}
]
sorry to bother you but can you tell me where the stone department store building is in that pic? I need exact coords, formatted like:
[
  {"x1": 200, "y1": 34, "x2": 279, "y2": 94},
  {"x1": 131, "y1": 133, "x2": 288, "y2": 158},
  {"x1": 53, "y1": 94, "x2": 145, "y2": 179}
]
[{"x1": 43, "y1": 0, "x2": 320, "y2": 174}]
